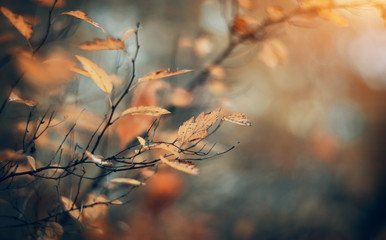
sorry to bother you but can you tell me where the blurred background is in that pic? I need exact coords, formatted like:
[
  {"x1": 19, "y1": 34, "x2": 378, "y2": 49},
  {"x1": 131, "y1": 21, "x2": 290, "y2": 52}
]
[{"x1": 1, "y1": 0, "x2": 386, "y2": 239}]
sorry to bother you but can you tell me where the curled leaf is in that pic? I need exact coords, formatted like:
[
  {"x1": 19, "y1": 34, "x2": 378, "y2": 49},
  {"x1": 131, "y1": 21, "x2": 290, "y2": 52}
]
[
  {"x1": 138, "y1": 69, "x2": 192, "y2": 83},
  {"x1": 223, "y1": 113, "x2": 251, "y2": 126},
  {"x1": 75, "y1": 55, "x2": 112, "y2": 94},
  {"x1": 160, "y1": 156, "x2": 199, "y2": 176},
  {"x1": 1, "y1": 7, "x2": 33, "y2": 40},
  {"x1": 110, "y1": 178, "x2": 143, "y2": 186},
  {"x1": 59, "y1": 10, "x2": 104, "y2": 32},
  {"x1": 121, "y1": 106, "x2": 170, "y2": 117},
  {"x1": 78, "y1": 37, "x2": 126, "y2": 51}
]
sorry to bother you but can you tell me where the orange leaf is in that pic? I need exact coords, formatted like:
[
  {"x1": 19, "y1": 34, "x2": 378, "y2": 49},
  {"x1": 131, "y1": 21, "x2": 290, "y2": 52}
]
[
  {"x1": 121, "y1": 106, "x2": 170, "y2": 117},
  {"x1": 176, "y1": 107, "x2": 221, "y2": 145},
  {"x1": 223, "y1": 113, "x2": 251, "y2": 126},
  {"x1": 9, "y1": 91, "x2": 35, "y2": 107},
  {"x1": 75, "y1": 55, "x2": 112, "y2": 94},
  {"x1": 160, "y1": 156, "x2": 199, "y2": 176},
  {"x1": 13, "y1": 48, "x2": 76, "y2": 87},
  {"x1": 78, "y1": 37, "x2": 126, "y2": 51},
  {"x1": 32, "y1": 0, "x2": 66, "y2": 8},
  {"x1": 1, "y1": 7, "x2": 33, "y2": 40},
  {"x1": 59, "y1": 10, "x2": 104, "y2": 32},
  {"x1": 138, "y1": 69, "x2": 192, "y2": 83}
]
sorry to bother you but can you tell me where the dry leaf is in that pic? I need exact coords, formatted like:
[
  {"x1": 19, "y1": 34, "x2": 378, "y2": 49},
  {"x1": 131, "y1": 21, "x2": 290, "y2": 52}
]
[
  {"x1": 75, "y1": 55, "x2": 112, "y2": 94},
  {"x1": 122, "y1": 28, "x2": 137, "y2": 42},
  {"x1": 266, "y1": 6, "x2": 284, "y2": 21},
  {"x1": 137, "y1": 136, "x2": 146, "y2": 146},
  {"x1": 138, "y1": 69, "x2": 192, "y2": 83},
  {"x1": 169, "y1": 87, "x2": 194, "y2": 107},
  {"x1": 26, "y1": 156, "x2": 36, "y2": 171},
  {"x1": 1, "y1": 7, "x2": 33, "y2": 40},
  {"x1": 111, "y1": 199, "x2": 123, "y2": 205},
  {"x1": 110, "y1": 178, "x2": 143, "y2": 186},
  {"x1": 9, "y1": 91, "x2": 35, "y2": 106},
  {"x1": 59, "y1": 10, "x2": 104, "y2": 32},
  {"x1": 78, "y1": 37, "x2": 126, "y2": 51},
  {"x1": 152, "y1": 143, "x2": 179, "y2": 156},
  {"x1": 160, "y1": 156, "x2": 199, "y2": 176},
  {"x1": 258, "y1": 38, "x2": 288, "y2": 68},
  {"x1": 223, "y1": 113, "x2": 251, "y2": 126},
  {"x1": 84, "y1": 150, "x2": 112, "y2": 166},
  {"x1": 115, "y1": 80, "x2": 169, "y2": 148},
  {"x1": 317, "y1": 9, "x2": 347, "y2": 26},
  {"x1": 71, "y1": 67, "x2": 90, "y2": 77},
  {"x1": 60, "y1": 196, "x2": 81, "y2": 220},
  {"x1": 121, "y1": 106, "x2": 170, "y2": 117},
  {"x1": 176, "y1": 107, "x2": 221, "y2": 145},
  {"x1": 32, "y1": 0, "x2": 66, "y2": 7},
  {"x1": 14, "y1": 49, "x2": 76, "y2": 87}
]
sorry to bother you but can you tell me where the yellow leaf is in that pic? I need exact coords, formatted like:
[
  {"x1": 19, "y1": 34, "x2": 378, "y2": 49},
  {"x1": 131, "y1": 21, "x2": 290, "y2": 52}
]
[
  {"x1": 110, "y1": 178, "x2": 144, "y2": 186},
  {"x1": 1, "y1": 7, "x2": 33, "y2": 40},
  {"x1": 137, "y1": 136, "x2": 146, "y2": 146},
  {"x1": 59, "y1": 10, "x2": 104, "y2": 32},
  {"x1": 32, "y1": 0, "x2": 66, "y2": 8},
  {"x1": 60, "y1": 196, "x2": 81, "y2": 220},
  {"x1": 176, "y1": 107, "x2": 221, "y2": 145},
  {"x1": 75, "y1": 55, "x2": 112, "y2": 94},
  {"x1": 121, "y1": 106, "x2": 171, "y2": 117},
  {"x1": 318, "y1": 9, "x2": 347, "y2": 26},
  {"x1": 122, "y1": 28, "x2": 137, "y2": 42},
  {"x1": 71, "y1": 67, "x2": 91, "y2": 77},
  {"x1": 78, "y1": 37, "x2": 126, "y2": 51},
  {"x1": 258, "y1": 38, "x2": 288, "y2": 68},
  {"x1": 8, "y1": 91, "x2": 35, "y2": 106},
  {"x1": 223, "y1": 113, "x2": 252, "y2": 126},
  {"x1": 138, "y1": 69, "x2": 192, "y2": 83},
  {"x1": 160, "y1": 156, "x2": 199, "y2": 176}
]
